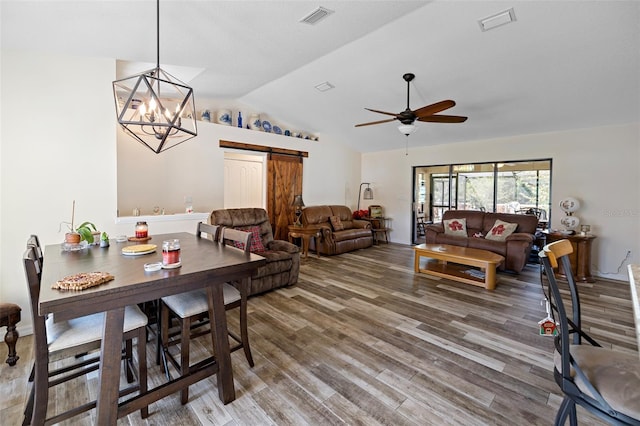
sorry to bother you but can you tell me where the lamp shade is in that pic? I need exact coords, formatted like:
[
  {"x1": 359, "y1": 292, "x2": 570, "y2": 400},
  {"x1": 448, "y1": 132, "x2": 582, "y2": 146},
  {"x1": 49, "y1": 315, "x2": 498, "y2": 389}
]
[
  {"x1": 357, "y1": 182, "x2": 373, "y2": 210},
  {"x1": 363, "y1": 187, "x2": 373, "y2": 200},
  {"x1": 292, "y1": 195, "x2": 305, "y2": 208}
]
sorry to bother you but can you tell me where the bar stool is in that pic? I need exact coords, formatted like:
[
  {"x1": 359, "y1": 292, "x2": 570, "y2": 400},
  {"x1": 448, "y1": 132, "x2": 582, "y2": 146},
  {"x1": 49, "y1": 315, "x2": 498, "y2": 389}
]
[{"x1": 0, "y1": 302, "x2": 21, "y2": 366}]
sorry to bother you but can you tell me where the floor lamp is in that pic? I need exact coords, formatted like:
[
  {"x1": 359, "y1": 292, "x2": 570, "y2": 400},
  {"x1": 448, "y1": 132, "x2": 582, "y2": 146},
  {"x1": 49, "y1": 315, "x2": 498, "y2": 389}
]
[{"x1": 357, "y1": 183, "x2": 374, "y2": 211}]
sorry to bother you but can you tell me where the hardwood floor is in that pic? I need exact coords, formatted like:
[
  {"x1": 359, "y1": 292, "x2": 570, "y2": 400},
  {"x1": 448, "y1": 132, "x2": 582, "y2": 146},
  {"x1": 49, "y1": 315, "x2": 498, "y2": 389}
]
[{"x1": 1, "y1": 243, "x2": 636, "y2": 425}]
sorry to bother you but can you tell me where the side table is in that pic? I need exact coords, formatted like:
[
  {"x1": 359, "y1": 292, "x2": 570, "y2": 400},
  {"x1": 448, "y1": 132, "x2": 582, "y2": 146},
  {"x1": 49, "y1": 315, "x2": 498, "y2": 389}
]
[
  {"x1": 544, "y1": 232, "x2": 596, "y2": 283},
  {"x1": 361, "y1": 217, "x2": 391, "y2": 244},
  {"x1": 288, "y1": 225, "x2": 321, "y2": 259}
]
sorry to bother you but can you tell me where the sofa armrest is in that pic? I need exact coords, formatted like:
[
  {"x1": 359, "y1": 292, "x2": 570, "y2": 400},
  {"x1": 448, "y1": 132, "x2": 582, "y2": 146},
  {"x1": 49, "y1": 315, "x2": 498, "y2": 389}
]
[
  {"x1": 268, "y1": 239, "x2": 300, "y2": 254},
  {"x1": 424, "y1": 223, "x2": 444, "y2": 243},
  {"x1": 425, "y1": 223, "x2": 443, "y2": 233},
  {"x1": 504, "y1": 233, "x2": 535, "y2": 272},
  {"x1": 505, "y1": 233, "x2": 534, "y2": 243},
  {"x1": 352, "y1": 219, "x2": 371, "y2": 229}
]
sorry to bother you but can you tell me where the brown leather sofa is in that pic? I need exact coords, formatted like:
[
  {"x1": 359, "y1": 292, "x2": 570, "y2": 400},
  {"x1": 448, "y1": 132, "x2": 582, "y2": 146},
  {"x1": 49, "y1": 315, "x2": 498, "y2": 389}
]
[
  {"x1": 424, "y1": 210, "x2": 539, "y2": 272},
  {"x1": 300, "y1": 205, "x2": 373, "y2": 255},
  {"x1": 210, "y1": 208, "x2": 300, "y2": 296}
]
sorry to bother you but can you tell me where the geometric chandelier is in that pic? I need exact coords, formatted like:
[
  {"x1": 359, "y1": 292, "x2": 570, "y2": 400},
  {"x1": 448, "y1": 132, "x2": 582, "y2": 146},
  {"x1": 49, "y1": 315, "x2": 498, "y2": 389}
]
[{"x1": 112, "y1": 0, "x2": 197, "y2": 154}]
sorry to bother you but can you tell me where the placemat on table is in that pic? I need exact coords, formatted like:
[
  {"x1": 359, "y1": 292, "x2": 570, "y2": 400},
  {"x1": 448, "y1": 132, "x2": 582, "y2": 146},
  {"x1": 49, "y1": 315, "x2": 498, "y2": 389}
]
[{"x1": 52, "y1": 272, "x2": 114, "y2": 291}]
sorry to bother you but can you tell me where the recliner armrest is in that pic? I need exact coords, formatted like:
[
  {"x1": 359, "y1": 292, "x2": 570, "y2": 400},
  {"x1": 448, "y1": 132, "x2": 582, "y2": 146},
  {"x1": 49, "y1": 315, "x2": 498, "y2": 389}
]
[{"x1": 352, "y1": 219, "x2": 371, "y2": 229}]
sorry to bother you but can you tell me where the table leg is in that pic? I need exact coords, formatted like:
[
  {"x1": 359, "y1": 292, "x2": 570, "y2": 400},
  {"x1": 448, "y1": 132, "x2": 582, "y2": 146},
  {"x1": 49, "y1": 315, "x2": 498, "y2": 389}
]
[
  {"x1": 414, "y1": 252, "x2": 420, "y2": 272},
  {"x1": 207, "y1": 283, "x2": 235, "y2": 404},
  {"x1": 485, "y1": 264, "x2": 497, "y2": 290},
  {"x1": 96, "y1": 307, "x2": 125, "y2": 426},
  {"x1": 312, "y1": 234, "x2": 321, "y2": 258},
  {"x1": 301, "y1": 235, "x2": 310, "y2": 258}
]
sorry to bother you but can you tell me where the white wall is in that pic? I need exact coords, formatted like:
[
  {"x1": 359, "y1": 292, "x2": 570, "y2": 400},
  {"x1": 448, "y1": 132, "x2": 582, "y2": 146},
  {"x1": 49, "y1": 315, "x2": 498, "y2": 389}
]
[
  {"x1": 361, "y1": 123, "x2": 640, "y2": 281},
  {"x1": 0, "y1": 50, "x2": 362, "y2": 335},
  {"x1": 117, "y1": 120, "x2": 359, "y2": 215},
  {"x1": 1, "y1": 50, "x2": 117, "y2": 333}
]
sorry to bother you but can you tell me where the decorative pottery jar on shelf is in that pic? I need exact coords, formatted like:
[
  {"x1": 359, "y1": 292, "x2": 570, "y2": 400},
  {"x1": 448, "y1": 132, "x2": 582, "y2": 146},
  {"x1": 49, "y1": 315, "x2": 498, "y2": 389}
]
[
  {"x1": 248, "y1": 114, "x2": 261, "y2": 131},
  {"x1": 559, "y1": 197, "x2": 580, "y2": 235},
  {"x1": 216, "y1": 109, "x2": 232, "y2": 125}
]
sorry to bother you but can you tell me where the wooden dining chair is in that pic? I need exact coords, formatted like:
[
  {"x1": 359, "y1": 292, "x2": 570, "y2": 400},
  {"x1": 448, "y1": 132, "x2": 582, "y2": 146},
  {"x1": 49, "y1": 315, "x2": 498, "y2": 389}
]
[
  {"x1": 22, "y1": 244, "x2": 149, "y2": 425},
  {"x1": 160, "y1": 225, "x2": 253, "y2": 405},
  {"x1": 151, "y1": 221, "x2": 224, "y2": 365},
  {"x1": 196, "y1": 221, "x2": 220, "y2": 241},
  {"x1": 218, "y1": 226, "x2": 255, "y2": 365},
  {"x1": 539, "y1": 239, "x2": 640, "y2": 425}
]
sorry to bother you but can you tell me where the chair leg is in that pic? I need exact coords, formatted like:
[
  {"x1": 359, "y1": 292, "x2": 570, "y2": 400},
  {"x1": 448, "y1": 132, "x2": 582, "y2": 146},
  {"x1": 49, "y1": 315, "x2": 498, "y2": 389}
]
[
  {"x1": 136, "y1": 327, "x2": 149, "y2": 419},
  {"x1": 4, "y1": 324, "x2": 19, "y2": 366},
  {"x1": 22, "y1": 382, "x2": 34, "y2": 426},
  {"x1": 124, "y1": 338, "x2": 134, "y2": 383},
  {"x1": 239, "y1": 287, "x2": 254, "y2": 367},
  {"x1": 31, "y1": 356, "x2": 49, "y2": 425},
  {"x1": 156, "y1": 300, "x2": 163, "y2": 366},
  {"x1": 568, "y1": 402, "x2": 577, "y2": 426},
  {"x1": 28, "y1": 362, "x2": 35, "y2": 382},
  {"x1": 555, "y1": 397, "x2": 577, "y2": 426},
  {"x1": 179, "y1": 317, "x2": 191, "y2": 405},
  {"x1": 160, "y1": 302, "x2": 171, "y2": 380}
]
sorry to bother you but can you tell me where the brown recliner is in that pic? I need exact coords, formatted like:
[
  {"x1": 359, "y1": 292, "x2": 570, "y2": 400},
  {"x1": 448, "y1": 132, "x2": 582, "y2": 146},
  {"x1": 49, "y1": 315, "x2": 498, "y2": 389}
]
[
  {"x1": 300, "y1": 205, "x2": 373, "y2": 255},
  {"x1": 210, "y1": 208, "x2": 300, "y2": 296}
]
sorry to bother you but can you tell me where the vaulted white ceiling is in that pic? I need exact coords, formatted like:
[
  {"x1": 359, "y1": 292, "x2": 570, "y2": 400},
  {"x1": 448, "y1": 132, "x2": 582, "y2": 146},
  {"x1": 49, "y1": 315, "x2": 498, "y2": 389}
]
[{"x1": 2, "y1": 1, "x2": 638, "y2": 153}]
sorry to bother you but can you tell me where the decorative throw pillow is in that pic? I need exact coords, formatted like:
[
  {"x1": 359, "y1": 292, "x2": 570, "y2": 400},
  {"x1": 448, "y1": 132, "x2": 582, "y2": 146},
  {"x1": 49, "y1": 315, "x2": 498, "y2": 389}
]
[
  {"x1": 330, "y1": 215, "x2": 345, "y2": 231},
  {"x1": 443, "y1": 218, "x2": 467, "y2": 237},
  {"x1": 232, "y1": 225, "x2": 266, "y2": 252},
  {"x1": 485, "y1": 219, "x2": 518, "y2": 241}
]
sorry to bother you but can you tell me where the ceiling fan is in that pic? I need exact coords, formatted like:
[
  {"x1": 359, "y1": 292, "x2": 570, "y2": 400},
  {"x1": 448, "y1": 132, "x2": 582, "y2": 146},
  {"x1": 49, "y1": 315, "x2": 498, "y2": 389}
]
[{"x1": 355, "y1": 73, "x2": 468, "y2": 135}]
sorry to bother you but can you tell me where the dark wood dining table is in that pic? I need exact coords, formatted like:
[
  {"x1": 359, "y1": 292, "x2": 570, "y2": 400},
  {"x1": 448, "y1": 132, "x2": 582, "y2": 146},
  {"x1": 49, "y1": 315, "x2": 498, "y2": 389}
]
[{"x1": 39, "y1": 232, "x2": 266, "y2": 425}]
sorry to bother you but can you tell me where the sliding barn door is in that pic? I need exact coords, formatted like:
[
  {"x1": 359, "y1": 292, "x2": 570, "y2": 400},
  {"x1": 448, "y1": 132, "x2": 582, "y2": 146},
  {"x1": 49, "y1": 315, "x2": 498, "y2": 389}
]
[{"x1": 267, "y1": 153, "x2": 303, "y2": 240}]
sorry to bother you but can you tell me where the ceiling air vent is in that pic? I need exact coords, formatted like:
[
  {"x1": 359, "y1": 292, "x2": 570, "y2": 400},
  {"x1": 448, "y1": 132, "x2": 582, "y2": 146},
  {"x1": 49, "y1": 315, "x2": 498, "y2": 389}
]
[
  {"x1": 478, "y1": 8, "x2": 516, "y2": 32},
  {"x1": 300, "y1": 6, "x2": 334, "y2": 25},
  {"x1": 314, "y1": 81, "x2": 334, "y2": 92}
]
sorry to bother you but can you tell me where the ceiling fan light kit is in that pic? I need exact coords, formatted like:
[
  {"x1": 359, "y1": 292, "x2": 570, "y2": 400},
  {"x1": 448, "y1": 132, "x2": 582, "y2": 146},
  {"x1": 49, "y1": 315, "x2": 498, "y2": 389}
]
[
  {"x1": 355, "y1": 72, "x2": 467, "y2": 136},
  {"x1": 398, "y1": 123, "x2": 417, "y2": 135}
]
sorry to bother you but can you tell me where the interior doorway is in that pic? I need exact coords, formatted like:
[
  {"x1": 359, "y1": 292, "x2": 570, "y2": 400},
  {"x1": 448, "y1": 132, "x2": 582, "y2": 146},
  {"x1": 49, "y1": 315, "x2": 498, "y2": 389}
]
[{"x1": 223, "y1": 152, "x2": 266, "y2": 209}]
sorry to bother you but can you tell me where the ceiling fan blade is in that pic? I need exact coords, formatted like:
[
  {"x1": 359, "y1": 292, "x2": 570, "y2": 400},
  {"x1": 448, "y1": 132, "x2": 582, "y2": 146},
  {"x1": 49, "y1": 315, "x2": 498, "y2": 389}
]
[
  {"x1": 417, "y1": 114, "x2": 468, "y2": 123},
  {"x1": 365, "y1": 108, "x2": 398, "y2": 117},
  {"x1": 354, "y1": 117, "x2": 397, "y2": 127},
  {"x1": 413, "y1": 100, "x2": 456, "y2": 118}
]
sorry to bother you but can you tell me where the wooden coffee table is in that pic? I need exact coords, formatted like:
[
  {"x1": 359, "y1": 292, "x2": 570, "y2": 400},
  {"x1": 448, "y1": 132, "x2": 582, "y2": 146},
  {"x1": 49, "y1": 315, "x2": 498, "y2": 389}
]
[{"x1": 414, "y1": 244, "x2": 505, "y2": 290}]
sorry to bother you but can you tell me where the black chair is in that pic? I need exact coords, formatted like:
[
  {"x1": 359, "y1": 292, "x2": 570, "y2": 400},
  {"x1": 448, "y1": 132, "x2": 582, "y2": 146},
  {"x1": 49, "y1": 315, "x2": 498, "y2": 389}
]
[
  {"x1": 22, "y1": 243, "x2": 148, "y2": 425},
  {"x1": 160, "y1": 225, "x2": 254, "y2": 405},
  {"x1": 539, "y1": 239, "x2": 640, "y2": 425}
]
